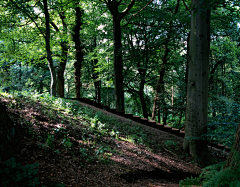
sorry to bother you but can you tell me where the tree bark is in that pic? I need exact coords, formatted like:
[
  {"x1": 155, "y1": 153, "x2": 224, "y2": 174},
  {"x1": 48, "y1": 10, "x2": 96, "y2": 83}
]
[
  {"x1": 57, "y1": 41, "x2": 68, "y2": 98},
  {"x1": 73, "y1": 6, "x2": 84, "y2": 98},
  {"x1": 0, "y1": 101, "x2": 14, "y2": 160},
  {"x1": 127, "y1": 29, "x2": 148, "y2": 118},
  {"x1": 183, "y1": 0, "x2": 213, "y2": 167},
  {"x1": 224, "y1": 122, "x2": 240, "y2": 169},
  {"x1": 105, "y1": 0, "x2": 135, "y2": 112},
  {"x1": 43, "y1": 0, "x2": 56, "y2": 96},
  {"x1": 92, "y1": 38, "x2": 101, "y2": 103},
  {"x1": 139, "y1": 78, "x2": 148, "y2": 118},
  {"x1": 151, "y1": 0, "x2": 180, "y2": 121},
  {"x1": 113, "y1": 17, "x2": 124, "y2": 111},
  {"x1": 56, "y1": 12, "x2": 68, "y2": 98},
  {"x1": 93, "y1": 58, "x2": 101, "y2": 103},
  {"x1": 151, "y1": 46, "x2": 168, "y2": 121}
]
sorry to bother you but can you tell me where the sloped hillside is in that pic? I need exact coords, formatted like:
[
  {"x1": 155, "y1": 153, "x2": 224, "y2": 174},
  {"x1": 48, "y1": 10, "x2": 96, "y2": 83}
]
[{"x1": 0, "y1": 92, "x2": 227, "y2": 186}]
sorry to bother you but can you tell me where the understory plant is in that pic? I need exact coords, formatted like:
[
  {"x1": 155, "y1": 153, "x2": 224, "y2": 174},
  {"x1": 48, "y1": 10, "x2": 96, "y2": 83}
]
[
  {"x1": 179, "y1": 160, "x2": 240, "y2": 187},
  {"x1": 0, "y1": 157, "x2": 40, "y2": 187}
]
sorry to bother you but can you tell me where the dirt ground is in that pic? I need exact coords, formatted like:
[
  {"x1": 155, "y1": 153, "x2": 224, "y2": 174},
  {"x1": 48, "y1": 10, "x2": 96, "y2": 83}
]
[{"x1": 1, "y1": 96, "x2": 228, "y2": 187}]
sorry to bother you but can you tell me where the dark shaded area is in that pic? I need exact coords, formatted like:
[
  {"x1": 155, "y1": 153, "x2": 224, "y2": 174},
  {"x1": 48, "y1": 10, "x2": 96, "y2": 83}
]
[{"x1": 120, "y1": 168, "x2": 199, "y2": 183}]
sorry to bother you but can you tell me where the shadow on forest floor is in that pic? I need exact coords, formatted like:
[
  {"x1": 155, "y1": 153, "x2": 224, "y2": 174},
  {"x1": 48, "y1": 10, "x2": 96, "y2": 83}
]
[{"x1": 0, "y1": 93, "x2": 228, "y2": 186}]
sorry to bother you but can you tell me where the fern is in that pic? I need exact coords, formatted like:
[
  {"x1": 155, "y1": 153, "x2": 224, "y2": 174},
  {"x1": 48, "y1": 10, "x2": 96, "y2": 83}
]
[
  {"x1": 200, "y1": 160, "x2": 240, "y2": 187},
  {"x1": 179, "y1": 160, "x2": 240, "y2": 187},
  {"x1": 179, "y1": 175, "x2": 202, "y2": 186}
]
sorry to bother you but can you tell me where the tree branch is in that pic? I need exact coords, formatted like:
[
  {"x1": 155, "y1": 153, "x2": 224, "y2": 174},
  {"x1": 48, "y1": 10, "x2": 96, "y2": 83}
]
[
  {"x1": 9, "y1": 0, "x2": 45, "y2": 37},
  {"x1": 120, "y1": 0, "x2": 136, "y2": 18},
  {"x1": 121, "y1": 0, "x2": 153, "y2": 28},
  {"x1": 182, "y1": 0, "x2": 189, "y2": 11},
  {"x1": 50, "y1": 21, "x2": 59, "y2": 32},
  {"x1": 117, "y1": 0, "x2": 123, "y2": 6}
]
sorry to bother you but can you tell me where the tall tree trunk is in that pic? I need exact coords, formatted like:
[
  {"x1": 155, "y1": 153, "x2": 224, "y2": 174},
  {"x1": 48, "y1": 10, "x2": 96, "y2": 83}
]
[
  {"x1": 138, "y1": 54, "x2": 148, "y2": 118},
  {"x1": 43, "y1": 0, "x2": 56, "y2": 96},
  {"x1": 179, "y1": 32, "x2": 190, "y2": 127},
  {"x1": 57, "y1": 42, "x2": 68, "y2": 98},
  {"x1": 162, "y1": 85, "x2": 168, "y2": 125},
  {"x1": 105, "y1": 0, "x2": 135, "y2": 112},
  {"x1": 224, "y1": 122, "x2": 240, "y2": 169},
  {"x1": 73, "y1": 6, "x2": 84, "y2": 98},
  {"x1": 92, "y1": 38, "x2": 101, "y2": 103},
  {"x1": 56, "y1": 12, "x2": 68, "y2": 98},
  {"x1": 113, "y1": 18, "x2": 124, "y2": 111},
  {"x1": 128, "y1": 28, "x2": 148, "y2": 118},
  {"x1": 183, "y1": 0, "x2": 213, "y2": 167},
  {"x1": 93, "y1": 58, "x2": 101, "y2": 103},
  {"x1": 151, "y1": 45, "x2": 169, "y2": 121},
  {"x1": 139, "y1": 78, "x2": 148, "y2": 118},
  {"x1": 151, "y1": 0, "x2": 180, "y2": 121},
  {"x1": 0, "y1": 101, "x2": 14, "y2": 160}
]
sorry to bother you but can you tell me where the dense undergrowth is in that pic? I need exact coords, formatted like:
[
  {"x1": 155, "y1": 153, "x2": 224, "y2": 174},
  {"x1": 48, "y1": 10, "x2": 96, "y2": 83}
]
[
  {"x1": 0, "y1": 90, "x2": 239, "y2": 186},
  {"x1": 179, "y1": 159, "x2": 240, "y2": 187}
]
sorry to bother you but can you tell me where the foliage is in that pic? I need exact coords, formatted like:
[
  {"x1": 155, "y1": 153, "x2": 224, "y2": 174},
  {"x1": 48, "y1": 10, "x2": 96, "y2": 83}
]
[
  {"x1": 0, "y1": 157, "x2": 40, "y2": 187},
  {"x1": 180, "y1": 158, "x2": 240, "y2": 187},
  {"x1": 179, "y1": 175, "x2": 202, "y2": 186}
]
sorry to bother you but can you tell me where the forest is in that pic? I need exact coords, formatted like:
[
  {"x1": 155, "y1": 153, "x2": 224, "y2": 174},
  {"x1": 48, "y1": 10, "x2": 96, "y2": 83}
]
[{"x1": 1, "y1": 0, "x2": 240, "y2": 186}]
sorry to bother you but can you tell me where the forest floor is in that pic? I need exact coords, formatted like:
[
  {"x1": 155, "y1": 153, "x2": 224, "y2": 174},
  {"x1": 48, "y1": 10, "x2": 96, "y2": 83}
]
[{"x1": 1, "y1": 94, "x2": 229, "y2": 187}]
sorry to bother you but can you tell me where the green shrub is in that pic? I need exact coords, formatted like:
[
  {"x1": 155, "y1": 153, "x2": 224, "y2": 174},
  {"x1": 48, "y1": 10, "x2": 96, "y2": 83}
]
[
  {"x1": 0, "y1": 157, "x2": 40, "y2": 187},
  {"x1": 179, "y1": 160, "x2": 240, "y2": 187}
]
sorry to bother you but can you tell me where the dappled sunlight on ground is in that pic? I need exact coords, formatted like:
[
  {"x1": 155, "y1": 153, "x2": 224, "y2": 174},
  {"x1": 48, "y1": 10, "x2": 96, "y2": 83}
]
[{"x1": 0, "y1": 95, "x2": 227, "y2": 186}]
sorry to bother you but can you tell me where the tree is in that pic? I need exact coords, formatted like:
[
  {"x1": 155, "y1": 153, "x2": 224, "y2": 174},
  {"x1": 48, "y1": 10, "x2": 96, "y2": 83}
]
[
  {"x1": 50, "y1": 10, "x2": 69, "y2": 98},
  {"x1": 101, "y1": 0, "x2": 135, "y2": 111},
  {"x1": 72, "y1": 5, "x2": 84, "y2": 98},
  {"x1": 183, "y1": 0, "x2": 213, "y2": 167},
  {"x1": 42, "y1": 0, "x2": 57, "y2": 96},
  {"x1": 151, "y1": 0, "x2": 180, "y2": 123}
]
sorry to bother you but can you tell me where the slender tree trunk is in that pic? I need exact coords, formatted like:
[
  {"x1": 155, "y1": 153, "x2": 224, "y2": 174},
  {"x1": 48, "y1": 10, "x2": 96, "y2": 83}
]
[
  {"x1": 151, "y1": 45, "x2": 169, "y2": 120},
  {"x1": 171, "y1": 79, "x2": 174, "y2": 120},
  {"x1": 43, "y1": 0, "x2": 56, "y2": 96},
  {"x1": 151, "y1": 0, "x2": 180, "y2": 121},
  {"x1": 224, "y1": 122, "x2": 240, "y2": 169},
  {"x1": 93, "y1": 60, "x2": 101, "y2": 103},
  {"x1": 139, "y1": 78, "x2": 148, "y2": 118},
  {"x1": 73, "y1": 6, "x2": 84, "y2": 98},
  {"x1": 179, "y1": 32, "x2": 190, "y2": 127},
  {"x1": 183, "y1": 0, "x2": 213, "y2": 167},
  {"x1": 92, "y1": 38, "x2": 101, "y2": 103},
  {"x1": 162, "y1": 85, "x2": 168, "y2": 125}
]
